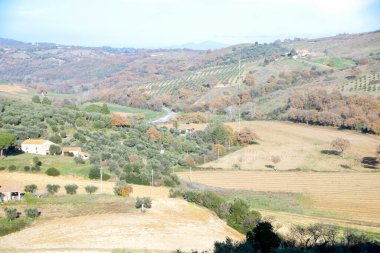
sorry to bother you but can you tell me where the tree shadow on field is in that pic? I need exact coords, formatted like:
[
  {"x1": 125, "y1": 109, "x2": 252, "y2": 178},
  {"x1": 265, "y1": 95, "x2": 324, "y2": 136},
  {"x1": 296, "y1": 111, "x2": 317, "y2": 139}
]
[
  {"x1": 340, "y1": 164, "x2": 352, "y2": 170},
  {"x1": 320, "y1": 150, "x2": 340, "y2": 156},
  {"x1": 362, "y1": 157, "x2": 378, "y2": 169}
]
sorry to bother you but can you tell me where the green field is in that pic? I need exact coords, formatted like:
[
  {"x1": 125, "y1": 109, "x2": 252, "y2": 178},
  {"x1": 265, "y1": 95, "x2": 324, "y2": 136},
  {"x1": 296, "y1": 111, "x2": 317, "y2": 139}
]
[
  {"x1": 106, "y1": 103, "x2": 166, "y2": 120},
  {"x1": 0, "y1": 153, "x2": 91, "y2": 177},
  {"x1": 306, "y1": 57, "x2": 356, "y2": 70}
]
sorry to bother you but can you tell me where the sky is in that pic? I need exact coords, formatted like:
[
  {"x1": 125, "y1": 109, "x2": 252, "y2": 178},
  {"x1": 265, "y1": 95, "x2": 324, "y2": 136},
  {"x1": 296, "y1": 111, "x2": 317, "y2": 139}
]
[{"x1": 0, "y1": 0, "x2": 379, "y2": 48}]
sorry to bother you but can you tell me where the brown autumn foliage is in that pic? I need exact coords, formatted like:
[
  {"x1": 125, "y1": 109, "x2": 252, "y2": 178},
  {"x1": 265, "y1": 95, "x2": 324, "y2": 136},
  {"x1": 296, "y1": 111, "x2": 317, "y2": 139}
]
[
  {"x1": 331, "y1": 138, "x2": 351, "y2": 154},
  {"x1": 213, "y1": 144, "x2": 226, "y2": 156},
  {"x1": 179, "y1": 112, "x2": 209, "y2": 123},
  {"x1": 287, "y1": 90, "x2": 380, "y2": 134},
  {"x1": 129, "y1": 154, "x2": 139, "y2": 163},
  {"x1": 111, "y1": 113, "x2": 131, "y2": 127},
  {"x1": 238, "y1": 127, "x2": 259, "y2": 145},
  {"x1": 245, "y1": 73, "x2": 255, "y2": 87},
  {"x1": 184, "y1": 155, "x2": 196, "y2": 167},
  {"x1": 147, "y1": 127, "x2": 160, "y2": 142}
]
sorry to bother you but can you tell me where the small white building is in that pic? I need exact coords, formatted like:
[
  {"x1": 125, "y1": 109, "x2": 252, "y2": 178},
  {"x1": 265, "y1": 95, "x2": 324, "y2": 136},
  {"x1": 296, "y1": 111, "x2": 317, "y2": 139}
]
[
  {"x1": 62, "y1": 147, "x2": 90, "y2": 160},
  {"x1": 21, "y1": 139, "x2": 55, "y2": 155},
  {"x1": 0, "y1": 184, "x2": 24, "y2": 202}
]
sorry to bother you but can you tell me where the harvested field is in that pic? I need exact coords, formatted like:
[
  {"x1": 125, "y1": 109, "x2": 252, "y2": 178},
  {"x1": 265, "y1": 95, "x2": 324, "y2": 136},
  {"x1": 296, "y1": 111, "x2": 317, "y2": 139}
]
[
  {"x1": 0, "y1": 171, "x2": 169, "y2": 199},
  {"x1": 177, "y1": 170, "x2": 380, "y2": 231},
  {"x1": 0, "y1": 198, "x2": 243, "y2": 252},
  {"x1": 0, "y1": 84, "x2": 26, "y2": 92},
  {"x1": 172, "y1": 121, "x2": 380, "y2": 171}
]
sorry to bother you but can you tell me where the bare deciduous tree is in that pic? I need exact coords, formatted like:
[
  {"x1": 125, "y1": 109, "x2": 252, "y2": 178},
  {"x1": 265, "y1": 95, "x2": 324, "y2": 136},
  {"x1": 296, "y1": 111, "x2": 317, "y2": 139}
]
[{"x1": 331, "y1": 138, "x2": 350, "y2": 155}]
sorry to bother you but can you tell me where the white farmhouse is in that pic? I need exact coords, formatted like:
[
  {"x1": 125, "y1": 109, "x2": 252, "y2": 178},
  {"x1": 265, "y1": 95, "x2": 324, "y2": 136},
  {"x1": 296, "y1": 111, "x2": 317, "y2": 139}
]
[{"x1": 21, "y1": 139, "x2": 55, "y2": 155}]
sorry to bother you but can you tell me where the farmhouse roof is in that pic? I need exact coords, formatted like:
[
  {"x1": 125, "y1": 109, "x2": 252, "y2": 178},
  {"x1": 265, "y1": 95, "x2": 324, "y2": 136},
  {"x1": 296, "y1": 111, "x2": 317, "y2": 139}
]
[
  {"x1": 62, "y1": 147, "x2": 82, "y2": 152},
  {"x1": 0, "y1": 184, "x2": 23, "y2": 192},
  {"x1": 22, "y1": 139, "x2": 49, "y2": 145}
]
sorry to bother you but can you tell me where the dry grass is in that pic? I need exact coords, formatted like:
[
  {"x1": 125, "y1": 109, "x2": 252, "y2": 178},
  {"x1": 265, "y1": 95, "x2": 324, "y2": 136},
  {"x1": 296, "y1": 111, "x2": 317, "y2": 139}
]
[
  {"x1": 0, "y1": 198, "x2": 242, "y2": 252},
  {"x1": 0, "y1": 172, "x2": 242, "y2": 252},
  {"x1": 0, "y1": 84, "x2": 26, "y2": 92},
  {"x1": 172, "y1": 121, "x2": 379, "y2": 172},
  {"x1": 0, "y1": 171, "x2": 169, "y2": 199},
  {"x1": 177, "y1": 170, "x2": 380, "y2": 232}
]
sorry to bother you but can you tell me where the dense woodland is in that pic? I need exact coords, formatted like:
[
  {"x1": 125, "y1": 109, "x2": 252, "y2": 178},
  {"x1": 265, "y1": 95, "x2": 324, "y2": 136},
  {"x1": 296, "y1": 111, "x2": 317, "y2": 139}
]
[{"x1": 287, "y1": 90, "x2": 380, "y2": 134}]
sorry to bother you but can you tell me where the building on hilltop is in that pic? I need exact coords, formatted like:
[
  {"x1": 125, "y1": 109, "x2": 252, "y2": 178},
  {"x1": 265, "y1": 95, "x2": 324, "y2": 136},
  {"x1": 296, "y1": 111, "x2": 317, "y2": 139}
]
[{"x1": 21, "y1": 139, "x2": 55, "y2": 155}]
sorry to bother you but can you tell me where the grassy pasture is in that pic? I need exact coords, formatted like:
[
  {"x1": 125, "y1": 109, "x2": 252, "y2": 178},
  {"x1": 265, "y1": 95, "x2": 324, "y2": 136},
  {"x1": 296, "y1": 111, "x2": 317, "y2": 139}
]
[
  {"x1": 304, "y1": 57, "x2": 356, "y2": 70},
  {"x1": 82, "y1": 102, "x2": 166, "y2": 120},
  {"x1": 0, "y1": 153, "x2": 91, "y2": 177}
]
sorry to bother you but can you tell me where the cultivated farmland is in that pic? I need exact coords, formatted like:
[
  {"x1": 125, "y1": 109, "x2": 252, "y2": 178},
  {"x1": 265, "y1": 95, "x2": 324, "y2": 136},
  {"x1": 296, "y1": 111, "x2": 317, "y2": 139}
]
[
  {"x1": 140, "y1": 63, "x2": 245, "y2": 96},
  {"x1": 177, "y1": 171, "x2": 380, "y2": 234},
  {"x1": 172, "y1": 121, "x2": 379, "y2": 172},
  {"x1": 342, "y1": 72, "x2": 380, "y2": 94}
]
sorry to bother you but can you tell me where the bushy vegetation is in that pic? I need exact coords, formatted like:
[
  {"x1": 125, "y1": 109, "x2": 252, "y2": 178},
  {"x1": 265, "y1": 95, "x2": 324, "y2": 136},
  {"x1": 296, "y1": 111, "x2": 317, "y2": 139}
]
[
  {"x1": 113, "y1": 181, "x2": 133, "y2": 197},
  {"x1": 64, "y1": 184, "x2": 78, "y2": 195},
  {"x1": 135, "y1": 197, "x2": 152, "y2": 209},
  {"x1": 46, "y1": 184, "x2": 60, "y2": 194},
  {"x1": 4, "y1": 207, "x2": 19, "y2": 220},
  {"x1": 214, "y1": 221, "x2": 379, "y2": 253},
  {"x1": 46, "y1": 167, "x2": 60, "y2": 176},
  {"x1": 24, "y1": 184, "x2": 37, "y2": 193},
  {"x1": 173, "y1": 189, "x2": 261, "y2": 234},
  {"x1": 85, "y1": 185, "x2": 98, "y2": 194},
  {"x1": 24, "y1": 208, "x2": 40, "y2": 218}
]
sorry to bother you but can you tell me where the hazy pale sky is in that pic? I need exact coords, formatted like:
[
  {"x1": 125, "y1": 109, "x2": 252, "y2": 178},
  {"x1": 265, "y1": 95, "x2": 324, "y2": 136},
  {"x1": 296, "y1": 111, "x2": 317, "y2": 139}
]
[{"x1": 0, "y1": 0, "x2": 379, "y2": 48}]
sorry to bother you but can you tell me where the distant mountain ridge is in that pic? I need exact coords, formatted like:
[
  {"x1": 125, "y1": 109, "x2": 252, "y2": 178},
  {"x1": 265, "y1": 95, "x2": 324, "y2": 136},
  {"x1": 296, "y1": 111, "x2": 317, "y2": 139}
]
[{"x1": 169, "y1": 40, "x2": 229, "y2": 50}]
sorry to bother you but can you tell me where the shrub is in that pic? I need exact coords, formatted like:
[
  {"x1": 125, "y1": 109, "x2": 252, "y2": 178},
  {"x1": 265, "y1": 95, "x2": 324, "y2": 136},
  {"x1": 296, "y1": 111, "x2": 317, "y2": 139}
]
[
  {"x1": 46, "y1": 184, "x2": 60, "y2": 194},
  {"x1": 23, "y1": 166, "x2": 31, "y2": 171},
  {"x1": 74, "y1": 156, "x2": 85, "y2": 164},
  {"x1": 89, "y1": 167, "x2": 110, "y2": 180},
  {"x1": 135, "y1": 197, "x2": 152, "y2": 209},
  {"x1": 33, "y1": 157, "x2": 42, "y2": 166},
  {"x1": 24, "y1": 208, "x2": 40, "y2": 218},
  {"x1": 0, "y1": 166, "x2": 5, "y2": 171},
  {"x1": 4, "y1": 207, "x2": 19, "y2": 220},
  {"x1": 114, "y1": 181, "x2": 133, "y2": 197},
  {"x1": 8, "y1": 165, "x2": 17, "y2": 171},
  {"x1": 59, "y1": 131, "x2": 67, "y2": 138},
  {"x1": 24, "y1": 184, "x2": 37, "y2": 193},
  {"x1": 31, "y1": 166, "x2": 41, "y2": 172},
  {"x1": 45, "y1": 167, "x2": 60, "y2": 176},
  {"x1": 64, "y1": 184, "x2": 78, "y2": 195},
  {"x1": 85, "y1": 185, "x2": 98, "y2": 194},
  {"x1": 49, "y1": 144, "x2": 62, "y2": 155},
  {"x1": 49, "y1": 135, "x2": 62, "y2": 144}
]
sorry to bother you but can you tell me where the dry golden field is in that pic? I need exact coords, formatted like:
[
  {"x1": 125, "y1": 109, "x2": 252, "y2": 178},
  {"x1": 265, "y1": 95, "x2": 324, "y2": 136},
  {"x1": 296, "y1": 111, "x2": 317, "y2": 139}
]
[
  {"x1": 0, "y1": 198, "x2": 242, "y2": 252},
  {"x1": 177, "y1": 170, "x2": 380, "y2": 233},
  {"x1": 0, "y1": 172, "x2": 242, "y2": 252},
  {"x1": 0, "y1": 171, "x2": 169, "y2": 198},
  {"x1": 173, "y1": 121, "x2": 380, "y2": 171}
]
